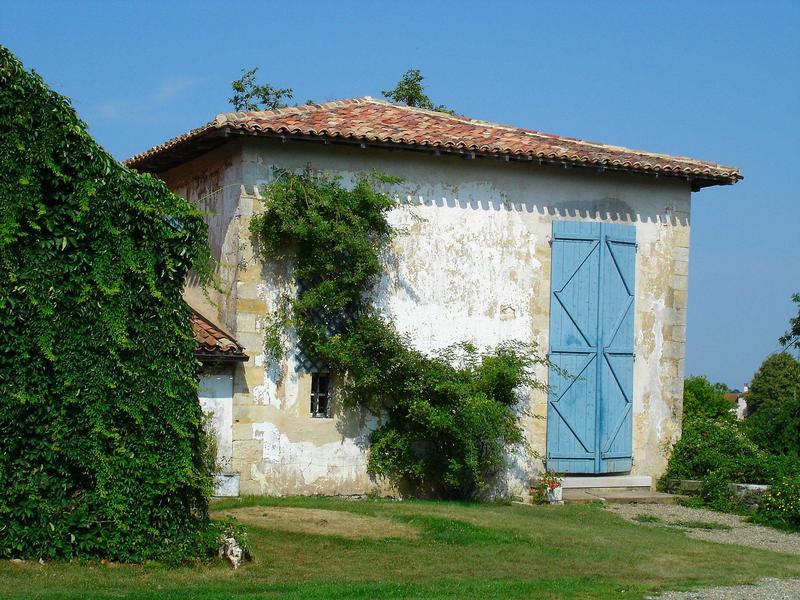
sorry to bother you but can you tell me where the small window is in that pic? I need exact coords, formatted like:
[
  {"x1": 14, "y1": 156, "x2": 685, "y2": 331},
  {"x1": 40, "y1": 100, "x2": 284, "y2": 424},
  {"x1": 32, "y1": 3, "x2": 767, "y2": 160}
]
[{"x1": 310, "y1": 373, "x2": 331, "y2": 418}]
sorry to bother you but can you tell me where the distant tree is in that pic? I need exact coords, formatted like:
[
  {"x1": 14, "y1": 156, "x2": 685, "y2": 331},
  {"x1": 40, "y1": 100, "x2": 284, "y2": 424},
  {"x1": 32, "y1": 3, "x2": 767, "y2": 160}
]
[
  {"x1": 229, "y1": 67, "x2": 293, "y2": 111},
  {"x1": 744, "y1": 395, "x2": 800, "y2": 457},
  {"x1": 382, "y1": 68, "x2": 454, "y2": 114},
  {"x1": 745, "y1": 352, "x2": 800, "y2": 416},
  {"x1": 682, "y1": 375, "x2": 734, "y2": 423},
  {"x1": 780, "y1": 293, "x2": 800, "y2": 351}
]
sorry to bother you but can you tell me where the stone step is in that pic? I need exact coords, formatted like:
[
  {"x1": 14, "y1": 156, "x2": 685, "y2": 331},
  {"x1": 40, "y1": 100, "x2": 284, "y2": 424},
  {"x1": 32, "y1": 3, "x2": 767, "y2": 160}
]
[
  {"x1": 563, "y1": 488, "x2": 682, "y2": 505},
  {"x1": 561, "y1": 475, "x2": 652, "y2": 490},
  {"x1": 571, "y1": 486, "x2": 653, "y2": 495}
]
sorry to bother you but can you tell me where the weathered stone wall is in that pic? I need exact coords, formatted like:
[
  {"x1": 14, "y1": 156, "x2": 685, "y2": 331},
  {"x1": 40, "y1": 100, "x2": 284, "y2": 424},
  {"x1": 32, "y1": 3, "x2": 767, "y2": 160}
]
[
  {"x1": 161, "y1": 141, "x2": 244, "y2": 334},
  {"x1": 163, "y1": 137, "x2": 691, "y2": 497}
]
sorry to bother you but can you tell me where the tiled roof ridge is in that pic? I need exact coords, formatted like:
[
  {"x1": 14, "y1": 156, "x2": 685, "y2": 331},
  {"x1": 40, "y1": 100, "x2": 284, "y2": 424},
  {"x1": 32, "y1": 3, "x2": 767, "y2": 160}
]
[
  {"x1": 214, "y1": 96, "x2": 376, "y2": 122},
  {"x1": 124, "y1": 96, "x2": 741, "y2": 185},
  {"x1": 215, "y1": 96, "x2": 734, "y2": 170}
]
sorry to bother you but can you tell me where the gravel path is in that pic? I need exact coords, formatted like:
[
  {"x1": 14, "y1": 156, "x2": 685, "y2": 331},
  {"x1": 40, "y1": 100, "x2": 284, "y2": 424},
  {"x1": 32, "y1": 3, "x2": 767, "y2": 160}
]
[
  {"x1": 607, "y1": 504, "x2": 800, "y2": 598},
  {"x1": 606, "y1": 502, "x2": 800, "y2": 555},
  {"x1": 648, "y1": 578, "x2": 800, "y2": 599}
]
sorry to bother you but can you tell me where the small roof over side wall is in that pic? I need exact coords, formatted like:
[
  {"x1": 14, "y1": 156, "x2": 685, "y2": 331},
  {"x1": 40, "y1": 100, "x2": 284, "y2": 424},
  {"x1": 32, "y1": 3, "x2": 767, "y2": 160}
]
[
  {"x1": 191, "y1": 308, "x2": 248, "y2": 363},
  {"x1": 124, "y1": 97, "x2": 741, "y2": 190}
]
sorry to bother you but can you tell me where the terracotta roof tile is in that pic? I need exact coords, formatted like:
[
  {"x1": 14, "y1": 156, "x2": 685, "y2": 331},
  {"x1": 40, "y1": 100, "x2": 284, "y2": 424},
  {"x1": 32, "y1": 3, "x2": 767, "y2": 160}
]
[
  {"x1": 190, "y1": 309, "x2": 247, "y2": 362},
  {"x1": 124, "y1": 97, "x2": 741, "y2": 187}
]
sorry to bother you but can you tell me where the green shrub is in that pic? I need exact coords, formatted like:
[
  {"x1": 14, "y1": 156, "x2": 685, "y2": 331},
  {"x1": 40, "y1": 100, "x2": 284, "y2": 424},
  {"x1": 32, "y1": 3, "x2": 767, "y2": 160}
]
[
  {"x1": 249, "y1": 170, "x2": 548, "y2": 499},
  {"x1": 663, "y1": 406, "x2": 800, "y2": 526},
  {"x1": 667, "y1": 375, "x2": 740, "y2": 502},
  {"x1": 697, "y1": 470, "x2": 748, "y2": 514},
  {"x1": 663, "y1": 418, "x2": 763, "y2": 482},
  {"x1": 682, "y1": 376, "x2": 734, "y2": 424},
  {"x1": 753, "y1": 474, "x2": 800, "y2": 532},
  {"x1": 665, "y1": 417, "x2": 800, "y2": 482},
  {"x1": 0, "y1": 46, "x2": 215, "y2": 560}
]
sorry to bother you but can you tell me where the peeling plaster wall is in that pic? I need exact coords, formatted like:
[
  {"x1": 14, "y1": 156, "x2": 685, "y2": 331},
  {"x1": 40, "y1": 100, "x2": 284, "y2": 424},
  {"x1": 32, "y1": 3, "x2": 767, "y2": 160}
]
[
  {"x1": 164, "y1": 137, "x2": 691, "y2": 497},
  {"x1": 161, "y1": 141, "x2": 245, "y2": 334}
]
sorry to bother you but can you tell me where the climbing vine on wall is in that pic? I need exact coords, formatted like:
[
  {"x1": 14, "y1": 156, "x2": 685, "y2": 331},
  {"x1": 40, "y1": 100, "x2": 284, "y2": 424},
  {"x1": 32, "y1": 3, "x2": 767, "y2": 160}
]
[
  {"x1": 0, "y1": 46, "x2": 218, "y2": 561},
  {"x1": 250, "y1": 169, "x2": 549, "y2": 499}
]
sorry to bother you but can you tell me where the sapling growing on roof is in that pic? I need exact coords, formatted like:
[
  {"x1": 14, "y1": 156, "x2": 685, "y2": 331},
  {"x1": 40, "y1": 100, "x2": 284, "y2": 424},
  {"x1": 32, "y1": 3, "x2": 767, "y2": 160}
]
[
  {"x1": 382, "y1": 68, "x2": 455, "y2": 114},
  {"x1": 229, "y1": 66, "x2": 293, "y2": 111}
]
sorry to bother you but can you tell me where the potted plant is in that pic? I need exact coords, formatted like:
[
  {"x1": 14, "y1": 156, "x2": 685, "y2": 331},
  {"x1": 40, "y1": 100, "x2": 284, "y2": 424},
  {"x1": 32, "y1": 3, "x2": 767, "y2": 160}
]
[{"x1": 533, "y1": 470, "x2": 563, "y2": 505}]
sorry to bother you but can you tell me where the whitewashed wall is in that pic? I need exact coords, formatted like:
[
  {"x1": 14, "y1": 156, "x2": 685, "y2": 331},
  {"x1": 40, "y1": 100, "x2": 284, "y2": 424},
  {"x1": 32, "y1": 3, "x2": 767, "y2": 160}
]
[{"x1": 166, "y1": 138, "x2": 691, "y2": 497}]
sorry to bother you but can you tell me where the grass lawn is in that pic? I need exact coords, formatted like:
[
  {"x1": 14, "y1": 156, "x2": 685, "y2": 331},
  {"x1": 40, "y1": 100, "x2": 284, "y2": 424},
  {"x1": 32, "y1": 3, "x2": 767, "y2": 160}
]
[{"x1": 2, "y1": 496, "x2": 798, "y2": 599}]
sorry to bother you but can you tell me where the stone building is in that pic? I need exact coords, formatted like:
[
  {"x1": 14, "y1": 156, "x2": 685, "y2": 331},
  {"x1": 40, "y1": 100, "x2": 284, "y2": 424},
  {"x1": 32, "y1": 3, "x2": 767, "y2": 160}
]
[{"x1": 125, "y1": 98, "x2": 741, "y2": 497}]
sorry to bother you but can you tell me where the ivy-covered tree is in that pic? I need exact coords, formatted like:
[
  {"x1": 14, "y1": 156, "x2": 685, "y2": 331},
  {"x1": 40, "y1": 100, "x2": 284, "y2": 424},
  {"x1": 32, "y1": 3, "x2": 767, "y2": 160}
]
[
  {"x1": 745, "y1": 352, "x2": 800, "y2": 416},
  {"x1": 229, "y1": 66, "x2": 293, "y2": 111},
  {"x1": 0, "y1": 46, "x2": 216, "y2": 561},
  {"x1": 382, "y1": 68, "x2": 455, "y2": 114}
]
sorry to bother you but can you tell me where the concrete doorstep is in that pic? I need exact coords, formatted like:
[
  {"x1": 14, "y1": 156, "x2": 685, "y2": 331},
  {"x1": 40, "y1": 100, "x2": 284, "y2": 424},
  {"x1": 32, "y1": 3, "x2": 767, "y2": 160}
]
[
  {"x1": 561, "y1": 475, "x2": 653, "y2": 489},
  {"x1": 563, "y1": 488, "x2": 683, "y2": 505},
  {"x1": 531, "y1": 475, "x2": 684, "y2": 505}
]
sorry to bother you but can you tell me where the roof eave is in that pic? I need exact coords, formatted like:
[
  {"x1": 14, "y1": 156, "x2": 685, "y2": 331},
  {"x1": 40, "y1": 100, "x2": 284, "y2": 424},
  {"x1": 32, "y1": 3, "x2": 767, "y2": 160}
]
[
  {"x1": 123, "y1": 125, "x2": 229, "y2": 173},
  {"x1": 196, "y1": 349, "x2": 249, "y2": 364},
  {"x1": 125, "y1": 125, "x2": 741, "y2": 189}
]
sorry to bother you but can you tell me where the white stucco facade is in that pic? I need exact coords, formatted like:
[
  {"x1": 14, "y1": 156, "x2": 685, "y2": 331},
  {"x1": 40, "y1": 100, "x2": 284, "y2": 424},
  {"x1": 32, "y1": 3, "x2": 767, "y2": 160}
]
[{"x1": 168, "y1": 137, "x2": 691, "y2": 498}]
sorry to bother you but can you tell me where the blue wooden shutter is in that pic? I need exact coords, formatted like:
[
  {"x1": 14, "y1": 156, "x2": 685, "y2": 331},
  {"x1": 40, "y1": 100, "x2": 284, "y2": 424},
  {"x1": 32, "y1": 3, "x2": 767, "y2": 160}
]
[
  {"x1": 597, "y1": 223, "x2": 636, "y2": 473},
  {"x1": 546, "y1": 221, "x2": 636, "y2": 474},
  {"x1": 546, "y1": 222, "x2": 602, "y2": 473}
]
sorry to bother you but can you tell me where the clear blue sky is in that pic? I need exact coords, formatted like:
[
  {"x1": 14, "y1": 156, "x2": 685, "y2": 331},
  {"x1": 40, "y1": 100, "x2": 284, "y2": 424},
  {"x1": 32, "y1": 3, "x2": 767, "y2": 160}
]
[{"x1": 3, "y1": 1, "x2": 798, "y2": 388}]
